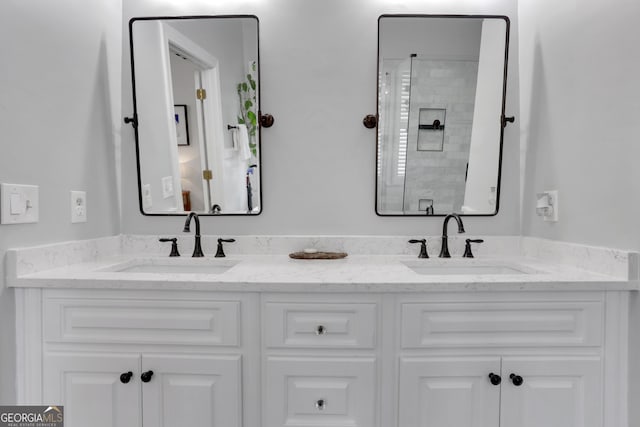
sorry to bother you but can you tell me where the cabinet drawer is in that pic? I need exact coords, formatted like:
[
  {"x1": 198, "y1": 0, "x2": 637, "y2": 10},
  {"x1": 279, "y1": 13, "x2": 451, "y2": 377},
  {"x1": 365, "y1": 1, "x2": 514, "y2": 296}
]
[
  {"x1": 401, "y1": 300, "x2": 603, "y2": 348},
  {"x1": 44, "y1": 297, "x2": 240, "y2": 346},
  {"x1": 264, "y1": 302, "x2": 377, "y2": 349},
  {"x1": 265, "y1": 356, "x2": 376, "y2": 427}
]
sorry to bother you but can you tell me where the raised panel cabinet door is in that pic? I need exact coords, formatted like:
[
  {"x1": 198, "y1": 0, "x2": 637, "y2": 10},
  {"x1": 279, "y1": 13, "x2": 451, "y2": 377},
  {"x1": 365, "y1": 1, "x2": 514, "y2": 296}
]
[
  {"x1": 43, "y1": 353, "x2": 141, "y2": 427},
  {"x1": 141, "y1": 354, "x2": 242, "y2": 427},
  {"x1": 500, "y1": 356, "x2": 602, "y2": 427},
  {"x1": 398, "y1": 356, "x2": 501, "y2": 427}
]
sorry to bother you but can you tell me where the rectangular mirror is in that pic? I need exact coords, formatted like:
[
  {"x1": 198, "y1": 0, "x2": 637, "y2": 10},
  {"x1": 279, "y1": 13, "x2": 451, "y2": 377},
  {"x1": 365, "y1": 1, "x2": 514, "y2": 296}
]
[
  {"x1": 129, "y1": 15, "x2": 262, "y2": 215},
  {"x1": 376, "y1": 15, "x2": 510, "y2": 216}
]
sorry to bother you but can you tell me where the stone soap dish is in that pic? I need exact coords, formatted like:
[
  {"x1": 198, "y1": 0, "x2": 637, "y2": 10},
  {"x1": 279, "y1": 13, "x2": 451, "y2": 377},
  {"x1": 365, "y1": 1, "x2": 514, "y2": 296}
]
[{"x1": 289, "y1": 250, "x2": 348, "y2": 259}]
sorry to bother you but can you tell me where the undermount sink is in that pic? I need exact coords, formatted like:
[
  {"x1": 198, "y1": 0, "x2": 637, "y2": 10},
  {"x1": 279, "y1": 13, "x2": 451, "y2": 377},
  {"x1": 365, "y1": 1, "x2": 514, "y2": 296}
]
[
  {"x1": 103, "y1": 258, "x2": 239, "y2": 275},
  {"x1": 402, "y1": 261, "x2": 535, "y2": 276}
]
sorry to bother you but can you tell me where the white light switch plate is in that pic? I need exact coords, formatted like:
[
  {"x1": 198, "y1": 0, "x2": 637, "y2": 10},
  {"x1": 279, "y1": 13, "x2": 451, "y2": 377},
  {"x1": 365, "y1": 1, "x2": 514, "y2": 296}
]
[
  {"x1": 161, "y1": 176, "x2": 174, "y2": 199},
  {"x1": 70, "y1": 190, "x2": 87, "y2": 223},
  {"x1": 1, "y1": 183, "x2": 39, "y2": 224}
]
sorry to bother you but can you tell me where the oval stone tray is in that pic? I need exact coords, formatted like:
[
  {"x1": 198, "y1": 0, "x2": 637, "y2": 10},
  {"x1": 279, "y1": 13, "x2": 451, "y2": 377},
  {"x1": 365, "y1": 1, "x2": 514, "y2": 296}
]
[{"x1": 289, "y1": 252, "x2": 348, "y2": 260}]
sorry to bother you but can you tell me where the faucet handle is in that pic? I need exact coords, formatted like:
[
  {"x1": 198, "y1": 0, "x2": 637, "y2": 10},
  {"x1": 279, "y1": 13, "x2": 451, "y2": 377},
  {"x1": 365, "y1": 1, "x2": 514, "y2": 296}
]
[
  {"x1": 408, "y1": 239, "x2": 429, "y2": 258},
  {"x1": 159, "y1": 238, "x2": 180, "y2": 257},
  {"x1": 463, "y1": 239, "x2": 484, "y2": 258},
  {"x1": 215, "y1": 238, "x2": 236, "y2": 258}
]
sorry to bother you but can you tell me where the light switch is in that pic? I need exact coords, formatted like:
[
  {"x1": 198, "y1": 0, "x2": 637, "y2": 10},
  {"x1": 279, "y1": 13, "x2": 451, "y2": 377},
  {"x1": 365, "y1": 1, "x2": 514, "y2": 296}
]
[
  {"x1": 10, "y1": 193, "x2": 23, "y2": 215},
  {"x1": 1, "y1": 183, "x2": 39, "y2": 224},
  {"x1": 162, "y1": 176, "x2": 174, "y2": 199}
]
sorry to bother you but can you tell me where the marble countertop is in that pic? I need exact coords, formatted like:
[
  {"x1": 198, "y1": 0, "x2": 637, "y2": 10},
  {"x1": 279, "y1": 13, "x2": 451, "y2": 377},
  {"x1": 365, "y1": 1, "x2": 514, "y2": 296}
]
[{"x1": 7, "y1": 252, "x2": 638, "y2": 293}]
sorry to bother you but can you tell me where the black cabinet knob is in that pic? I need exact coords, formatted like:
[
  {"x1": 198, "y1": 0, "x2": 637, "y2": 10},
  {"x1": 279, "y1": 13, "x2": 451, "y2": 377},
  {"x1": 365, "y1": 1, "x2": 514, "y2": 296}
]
[
  {"x1": 510, "y1": 373, "x2": 524, "y2": 386},
  {"x1": 120, "y1": 371, "x2": 133, "y2": 384},
  {"x1": 141, "y1": 370, "x2": 154, "y2": 383},
  {"x1": 488, "y1": 372, "x2": 501, "y2": 386},
  {"x1": 316, "y1": 399, "x2": 326, "y2": 410}
]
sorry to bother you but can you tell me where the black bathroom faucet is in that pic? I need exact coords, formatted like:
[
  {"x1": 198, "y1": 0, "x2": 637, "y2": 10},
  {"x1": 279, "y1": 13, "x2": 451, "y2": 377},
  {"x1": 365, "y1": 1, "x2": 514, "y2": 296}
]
[
  {"x1": 183, "y1": 212, "x2": 204, "y2": 257},
  {"x1": 439, "y1": 213, "x2": 465, "y2": 258}
]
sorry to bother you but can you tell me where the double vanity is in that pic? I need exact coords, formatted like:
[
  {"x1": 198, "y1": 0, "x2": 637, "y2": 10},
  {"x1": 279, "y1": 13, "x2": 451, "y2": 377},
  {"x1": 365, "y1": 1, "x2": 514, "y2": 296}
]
[{"x1": 7, "y1": 234, "x2": 637, "y2": 427}]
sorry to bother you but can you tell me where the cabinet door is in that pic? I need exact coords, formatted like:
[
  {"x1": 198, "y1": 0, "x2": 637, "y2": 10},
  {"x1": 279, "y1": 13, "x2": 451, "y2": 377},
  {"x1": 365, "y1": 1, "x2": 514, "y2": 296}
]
[
  {"x1": 141, "y1": 354, "x2": 241, "y2": 427},
  {"x1": 500, "y1": 356, "x2": 602, "y2": 427},
  {"x1": 398, "y1": 357, "x2": 501, "y2": 427},
  {"x1": 43, "y1": 353, "x2": 141, "y2": 427}
]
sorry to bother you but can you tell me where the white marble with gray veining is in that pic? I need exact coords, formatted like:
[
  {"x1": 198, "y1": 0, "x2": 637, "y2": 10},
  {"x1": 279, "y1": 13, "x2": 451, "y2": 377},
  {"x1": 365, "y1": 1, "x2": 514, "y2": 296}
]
[
  {"x1": 6, "y1": 236, "x2": 121, "y2": 278},
  {"x1": 521, "y1": 237, "x2": 638, "y2": 279},
  {"x1": 5, "y1": 234, "x2": 638, "y2": 292}
]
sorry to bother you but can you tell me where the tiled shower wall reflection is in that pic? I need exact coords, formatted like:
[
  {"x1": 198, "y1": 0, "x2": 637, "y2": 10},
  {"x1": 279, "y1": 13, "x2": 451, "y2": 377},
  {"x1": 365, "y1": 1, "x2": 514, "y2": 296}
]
[{"x1": 404, "y1": 58, "x2": 478, "y2": 213}]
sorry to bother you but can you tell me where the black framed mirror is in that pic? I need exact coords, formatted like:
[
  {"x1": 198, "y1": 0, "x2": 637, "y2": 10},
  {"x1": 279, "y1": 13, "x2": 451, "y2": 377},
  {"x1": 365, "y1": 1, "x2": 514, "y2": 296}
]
[
  {"x1": 375, "y1": 15, "x2": 511, "y2": 216},
  {"x1": 128, "y1": 15, "x2": 263, "y2": 215}
]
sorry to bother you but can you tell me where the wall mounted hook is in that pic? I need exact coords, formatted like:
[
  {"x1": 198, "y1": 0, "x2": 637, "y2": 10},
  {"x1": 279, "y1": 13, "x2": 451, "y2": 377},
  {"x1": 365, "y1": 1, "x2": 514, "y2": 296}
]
[
  {"x1": 502, "y1": 115, "x2": 515, "y2": 127},
  {"x1": 259, "y1": 112, "x2": 275, "y2": 128},
  {"x1": 363, "y1": 114, "x2": 377, "y2": 129},
  {"x1": 123, "y1": 116, "x2": 138, "y2": 129}
]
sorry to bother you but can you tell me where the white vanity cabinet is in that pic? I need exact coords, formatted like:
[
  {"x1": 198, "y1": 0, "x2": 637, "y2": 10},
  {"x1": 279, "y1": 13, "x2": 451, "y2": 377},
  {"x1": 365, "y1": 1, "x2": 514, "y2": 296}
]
[
  {"x1": 498, "y1": 356, "x2": 602, "y2": 427},
  {"x1": 262, "y1": 296, "x2": 380, "y2": 427},
  {"x1": 43, "y1": 353, "x2": 141, "y2": 427},
  {"x1": 29, "y1": 289, "x2": 260, "y2": 427},
  {"x1": 16, "y1": 288, "x2": 628, "y2": 427},
  {"x1": 43, "y1": 353, "x2": 241, "y2": 427},
  {"x1": 398, "y1": 355, "x2": 601, "y2": 427},
  {"x1": 397, "y1": 292, "x2": 610, "y2": 427}
]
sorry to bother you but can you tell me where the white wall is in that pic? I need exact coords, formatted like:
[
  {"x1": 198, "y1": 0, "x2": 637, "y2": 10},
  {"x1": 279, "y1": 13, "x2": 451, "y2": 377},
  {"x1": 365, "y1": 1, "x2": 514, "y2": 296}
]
[
  {"x1": 518, "y1": 1, "x2": 640, "y2": 424},
  {"x1": 121, "y1": 0, "x2": 520, "y2": 236},
  {"x1": 379, "y1": 17, "x2": 482, "y2": 59},
  {"x1": 0, "y1": 0, "x2": 122, "y2": 402},
  {"x1": 519, "y1": 0, "x2": 640, "y2": 251}
]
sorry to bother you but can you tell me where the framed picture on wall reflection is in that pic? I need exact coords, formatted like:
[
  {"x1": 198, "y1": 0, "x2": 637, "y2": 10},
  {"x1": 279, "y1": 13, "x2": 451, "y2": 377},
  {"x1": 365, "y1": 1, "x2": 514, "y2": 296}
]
[{"x1": 174, "y1": 104, "x2": 190, "y2": 146}]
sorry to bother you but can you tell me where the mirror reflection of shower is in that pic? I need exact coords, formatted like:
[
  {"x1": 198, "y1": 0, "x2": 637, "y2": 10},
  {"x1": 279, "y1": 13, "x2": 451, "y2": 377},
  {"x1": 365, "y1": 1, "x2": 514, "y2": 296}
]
[{"x1": 376, "y1": 16, "x2": 509, "y2": 216}]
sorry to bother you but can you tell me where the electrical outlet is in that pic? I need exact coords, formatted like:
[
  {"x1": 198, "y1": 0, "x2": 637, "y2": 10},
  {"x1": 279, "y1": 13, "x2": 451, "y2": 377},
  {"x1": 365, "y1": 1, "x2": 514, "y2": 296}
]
[
  {"x1": 1, "y1": 183, "x2": 39, "y2": 224},
  {"x1": 543, "y1": 190, "x2": 559, "y2": 222},
  {"x1": 71, "y1": 191, "x2": 87, "y2": 223},
  {"x1": 143, "y1": 184, "x2": 153, "y2": 209}
]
